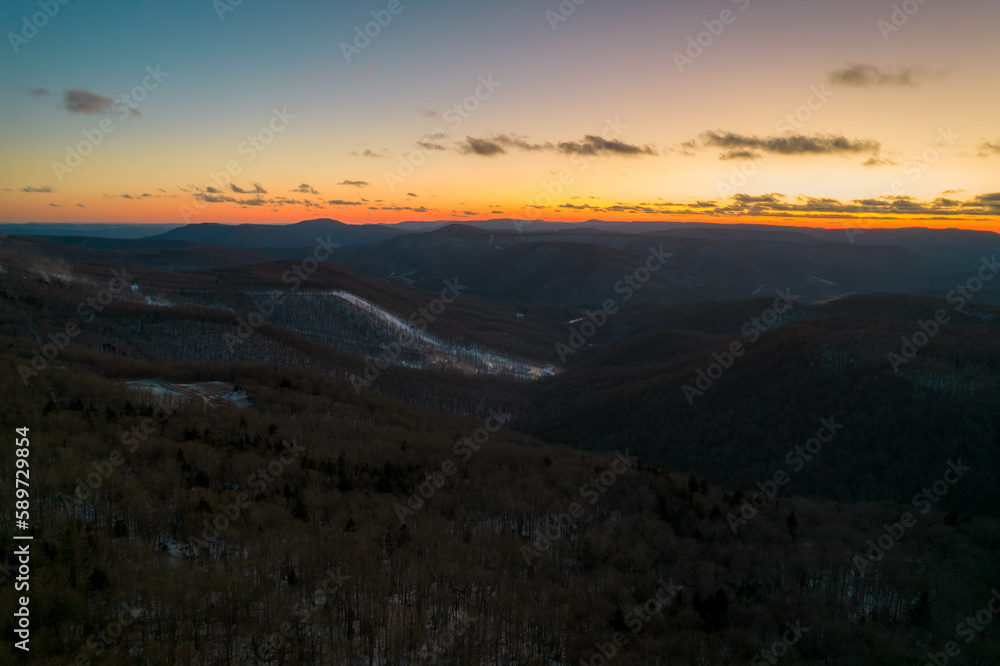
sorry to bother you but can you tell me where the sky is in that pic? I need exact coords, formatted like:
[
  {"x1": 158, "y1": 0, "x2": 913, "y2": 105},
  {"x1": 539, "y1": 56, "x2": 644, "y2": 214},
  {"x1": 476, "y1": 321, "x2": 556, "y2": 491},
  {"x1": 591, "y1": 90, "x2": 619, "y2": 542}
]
[{"x1": 1, "y1": 0, "x2": 998, "y2": 231}]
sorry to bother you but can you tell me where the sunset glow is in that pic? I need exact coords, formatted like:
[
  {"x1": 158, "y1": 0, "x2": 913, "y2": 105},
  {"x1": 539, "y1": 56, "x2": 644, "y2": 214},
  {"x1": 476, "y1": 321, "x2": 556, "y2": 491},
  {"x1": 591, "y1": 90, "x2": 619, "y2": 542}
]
[{"x1": 2, "y1": 0, "x2": 998, "y2": 231}]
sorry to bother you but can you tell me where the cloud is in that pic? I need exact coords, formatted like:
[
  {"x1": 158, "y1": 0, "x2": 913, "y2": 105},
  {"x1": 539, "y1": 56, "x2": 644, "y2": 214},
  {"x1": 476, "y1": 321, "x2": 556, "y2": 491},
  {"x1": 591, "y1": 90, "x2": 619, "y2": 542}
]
[
  {"x1": 455, "y1": 133, "x2": 657, "y2": 157},
  {"x1": 21, "y1": 186, "x2": 54, "y2": 193},
  {"x1": 230, "y1": 183, "x2": 267, "y2": 194},
  {"x1": 77, "y1": 203, "x2": 85, "y2": 207},
  {"x1": 293, "y1": 183, "x2": 319, "y2": 194},
  {"x1": 49, "y1": 203, "x2": 59, "y2": 207},
  {"x1": 828, "y1": 64, "x2": 943, "y2": 87},
  {"x1": 194, "y1": 193, "x2": 238, "y2": 203},
  {"x1": 63, "y1": 88, "x2": 137, "y2": 116},
  {"x1": 556, "y1": 135, "x2": 657, "y2": 156},
  {"x1": 978, "y1": 141, "x2": 1000, "y2": 157},
  {"x1": 369, "y1": 205, "x2": 428, "y2": 212},
  {"x1": 205, "y1": 186, "x2": 221, "y2": 194},
  {"x1": 327, "y1": 199, "x2": 363, "y2": 206},
  {"x1": 350, "y1": 148, "x2": 388, "y2": 158},
  {"x1": 968, "y1": 192, "x2": 1000, "y2": 212},
  {"x1": 732, "y1": 193, "x2": 784, "y2": 204},
  {"x1": 416, "y1": 139, "x2": 448, "y2": 151},
  {"x1": 407, "y1": 192, "x2": 418, "y2": 197},
  {"x1": 26, "y1": 87, "x2": 50, "y2": 97},
  {"x1": 709, "y1": 192, "x2": 1000, "y2": 217},
  {"x1": 516, "y1": 191, "x2": 1000, "y2": 220},
  {"x1": 458, "y1": 137, "x2": 508, "y2": 156},
  {"x1": 863, "y1": 156, "x2": 899, "y2": 167},
  {"x1": 720, "y1": 150, "x2": 762, "y2": 160},
  {"x1": 339, "y1": 180, "x2": 369, "y2": 187},
  {"x1": 696, "y1": 130, "x2": 880, "y2": 157}
]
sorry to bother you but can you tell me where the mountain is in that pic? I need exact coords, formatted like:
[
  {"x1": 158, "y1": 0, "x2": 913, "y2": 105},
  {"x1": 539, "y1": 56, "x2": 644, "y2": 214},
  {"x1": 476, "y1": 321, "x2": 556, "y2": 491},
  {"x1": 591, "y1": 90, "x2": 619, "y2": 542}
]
[
  {"x1": 0, "y1": 222, "x2": 182, "y2": 238},
  {"x1": 324, "y1": 224, "x2": 1000, "y2": 307},
  {"x1": 519, "y1": 293, "x2": 1000, "y2": 516},
  {"x1": 146, "y1": 218, "x2": 402, "y2": 249},
  {"x1": 3, "y1": 222, "x2": 1000, "y2": 664},
  {"x1": 0, "y1": 234, "x2": 273, "y2": 271}
]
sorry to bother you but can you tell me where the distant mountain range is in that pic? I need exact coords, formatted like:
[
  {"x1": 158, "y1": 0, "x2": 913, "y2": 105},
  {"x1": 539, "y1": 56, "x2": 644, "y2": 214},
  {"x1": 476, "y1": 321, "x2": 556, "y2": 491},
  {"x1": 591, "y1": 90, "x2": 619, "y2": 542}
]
[{"x1": 6, "y1": 219, "x2": 999, "y2": 307}]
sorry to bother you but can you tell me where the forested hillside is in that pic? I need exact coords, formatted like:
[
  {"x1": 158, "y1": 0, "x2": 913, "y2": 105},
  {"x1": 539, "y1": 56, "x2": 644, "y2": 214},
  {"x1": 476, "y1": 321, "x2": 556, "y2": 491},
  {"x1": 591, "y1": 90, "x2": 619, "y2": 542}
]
[
  {"x1": 1, "y1": 229, "x2": 999, "y2": 664},
  {"x1": 2, "y1": 348, "x2": 999, "y2": 664}
]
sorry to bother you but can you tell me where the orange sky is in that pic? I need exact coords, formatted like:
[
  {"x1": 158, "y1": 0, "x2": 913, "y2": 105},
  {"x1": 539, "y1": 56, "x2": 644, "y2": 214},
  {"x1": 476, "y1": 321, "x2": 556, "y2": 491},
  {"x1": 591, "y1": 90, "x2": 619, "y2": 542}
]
[{"x1": 2, "y1": 0, "x2": 999, "y2": 232}]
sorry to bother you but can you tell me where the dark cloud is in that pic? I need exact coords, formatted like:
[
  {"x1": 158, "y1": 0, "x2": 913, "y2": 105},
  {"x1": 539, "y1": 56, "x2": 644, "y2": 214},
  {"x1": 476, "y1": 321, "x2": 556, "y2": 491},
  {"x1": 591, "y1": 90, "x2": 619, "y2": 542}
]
[
  {"x1": 327, "y1": 199, "x2": 362, "y2": 206},
  {"x1": 863, "y1": 157, "x2": 898, "y2": 167},
  {"x1": 26, "y1": 87, "x2": 50, "y2": 97},
  {"x1": 732, "y1": 193, "x2": 784, "y2": 204},
  {"x1": 556, "y1": 135, "x2": 657, "y2": 156},
  {"x1": 456, "y1": 133, "x2": 656, "y2": 157},
  {"x1": 407, "y1": 192, "x2": 418, "y2": 197},
  {"x1": 720, "y1": 150, "x2": 762, "y2": 160},
  {"x1": 63, "y1": 88, "x2": 137, "y2": 116},
  {"x1": 205, "y1": 186, "x2": 221, "y2": 194},
  {"x1": 350, "y1": 148, "x2": 388, "y2": 158},
  {"x1": 828, "y1": 64, "x2": 942, "y2": 87},
  {"x1": 529, "y1": 191, "x2": 1000, "y2": 219},
  {"x1": 416, "y1": 140, "x2": 448, "y2": 151},
  {"x1": 230, "y1": 183, "x2": 267, "y2": 194},
  {"x1": 369, "y1": 205, "x2": 428, "y2": 212},
  {"x1": 195, "y1": 193, "x2": 238, "y2": 203},
  {"x1": 458, "y1": 137, "x2": 508, "y2": 156},
  {"x1": 697, "y1": 131, "x2": 881, "y2": 157},
  {"x1": 293, "y1": 183, "x2": 319, "y2": 194},
  {"x1": 415, "y1": 131, "x2": 449, "y2": 151},
  {"x1": 710, "y1": 192, "x2": 1000, "y2": 217},
  {"x1": 979, "y1": 141, "x2": 1000, "y2": 157},
  {"x1": 968, "y1": 193, "x2": 1000, "y2": 212},
  {"x1": 21, "y1": 186, "x2": 53, "y2": 193},
  {"x1": 339, "y1": 180, "x2": 369, "y2": 187}
]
